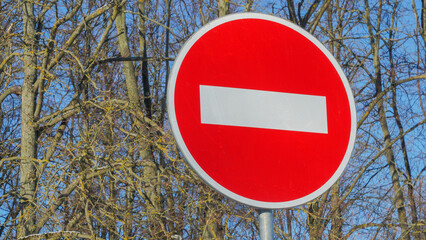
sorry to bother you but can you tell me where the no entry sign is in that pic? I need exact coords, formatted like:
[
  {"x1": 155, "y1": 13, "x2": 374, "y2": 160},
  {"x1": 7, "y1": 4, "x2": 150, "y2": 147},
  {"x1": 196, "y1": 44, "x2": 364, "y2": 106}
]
[{"x1": 167, "y1": 13, "x2": 356, "y2": 209}]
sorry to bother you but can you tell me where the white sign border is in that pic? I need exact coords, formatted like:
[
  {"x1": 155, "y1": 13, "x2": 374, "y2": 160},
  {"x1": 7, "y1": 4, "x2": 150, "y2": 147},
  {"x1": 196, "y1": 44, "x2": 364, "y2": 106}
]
[{"x1": 167, "y1": 12, "x2": 357, "y2": 209}]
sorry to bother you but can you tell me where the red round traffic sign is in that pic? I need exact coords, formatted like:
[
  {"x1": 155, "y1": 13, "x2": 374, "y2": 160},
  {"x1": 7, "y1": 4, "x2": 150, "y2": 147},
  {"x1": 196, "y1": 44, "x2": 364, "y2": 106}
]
[{"x1": 167, "y1": 13, "x2": 356, "y2": 209}]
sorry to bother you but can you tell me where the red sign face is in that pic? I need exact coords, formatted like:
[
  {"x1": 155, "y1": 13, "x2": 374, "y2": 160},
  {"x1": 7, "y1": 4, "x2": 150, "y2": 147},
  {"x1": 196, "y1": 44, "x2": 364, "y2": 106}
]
[{"x1": 167, "y1": 13, "x2": 356, "y2": 209}]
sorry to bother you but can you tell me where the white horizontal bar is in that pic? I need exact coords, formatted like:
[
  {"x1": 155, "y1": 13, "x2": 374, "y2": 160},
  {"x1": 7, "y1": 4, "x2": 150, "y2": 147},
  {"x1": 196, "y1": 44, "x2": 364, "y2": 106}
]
[{"x1": 199, "y1": 85, "x2": 328, "y2": 133}]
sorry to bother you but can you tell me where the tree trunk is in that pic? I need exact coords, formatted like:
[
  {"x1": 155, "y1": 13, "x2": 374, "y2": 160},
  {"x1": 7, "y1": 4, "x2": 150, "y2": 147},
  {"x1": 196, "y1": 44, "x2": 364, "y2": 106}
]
[
  {"x1": 329, "y1": 183, "x2": 343, "y2": 240},
  {"x1": 388, "y1": 8, "x2": 420, "y2": 239},
  {"x1": 306, "y1": 192, "x2": 329, "y2": 240},
  {"x1": 364, "y1": 1, "x2": 410, "y2": 238},
  {"x1": 116, "y1": 1, "x2": 161, "y2": 238},
  {"x1": 326, "y1": 4, "x2": 344, "y2": 239},
  {"x1": 18, "y1": 1, "x2": 38, "y2": 237},
  {"x1": 307, "y1": 201, "x2": 322, "y2": 240},
  {"x1": 201, "y1": 203, "x2": 224, "y2": 240},
  {"x1": 139, "y1": 0, "x2": 152, "y2": 119},
  {"x1": 218, "y1": 0, "x2": 229, "y2": 17},
  {"x1": 376, "y1": 86, "x2": 411, "y2": 240}
]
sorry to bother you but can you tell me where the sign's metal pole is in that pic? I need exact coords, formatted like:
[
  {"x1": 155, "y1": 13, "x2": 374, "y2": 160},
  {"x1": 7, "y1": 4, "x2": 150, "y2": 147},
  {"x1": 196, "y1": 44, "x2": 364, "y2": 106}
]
[{"x1": 258, "y1": 209, "x2": 273, "y2": 240}]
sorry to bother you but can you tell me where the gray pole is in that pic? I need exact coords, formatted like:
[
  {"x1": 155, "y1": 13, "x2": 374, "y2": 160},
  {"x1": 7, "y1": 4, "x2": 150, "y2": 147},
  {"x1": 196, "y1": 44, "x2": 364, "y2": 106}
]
[{"x1": 258, "y1": 209, "x2": 273, "y2": 240}]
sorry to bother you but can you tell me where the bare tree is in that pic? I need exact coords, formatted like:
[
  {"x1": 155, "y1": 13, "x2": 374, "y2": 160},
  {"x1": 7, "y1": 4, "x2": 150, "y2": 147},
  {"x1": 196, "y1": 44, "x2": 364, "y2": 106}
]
[{"x1": 1, "y1": 0, "x2": 424, "y2": 239}]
